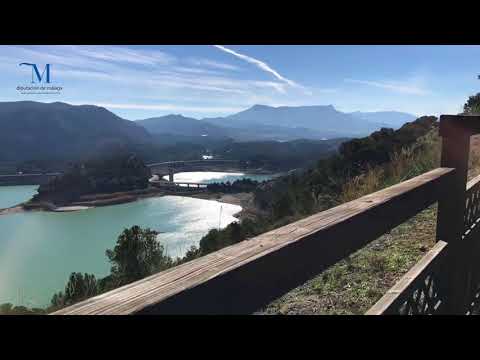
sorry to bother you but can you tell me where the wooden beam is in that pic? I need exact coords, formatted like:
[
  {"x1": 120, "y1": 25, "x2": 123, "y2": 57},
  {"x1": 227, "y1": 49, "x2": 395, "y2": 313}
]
[
  {"x1": 439, "y1": 115, "x2": 480, "y2": 137},
  {"x1": 52, "y1": 167, "x2": 454, "y2": 315},
  {"x1": 437, "y1": 115, "x2": 472, "y2": 313}
]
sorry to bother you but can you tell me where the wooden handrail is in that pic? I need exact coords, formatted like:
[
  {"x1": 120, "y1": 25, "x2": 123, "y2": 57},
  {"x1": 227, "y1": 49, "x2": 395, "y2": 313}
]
[
  {"x1": 367, "y1": 115, "x2": 480, "y2": 315},
  {"x1": 52, "y1": 167, "x2": 454, "y2": 315}
]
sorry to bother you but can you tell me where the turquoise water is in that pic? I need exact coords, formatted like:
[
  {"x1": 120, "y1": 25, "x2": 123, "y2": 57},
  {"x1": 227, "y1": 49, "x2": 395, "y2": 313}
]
[
  {"x1": 0, "y1": 172, "x2": 275, "y2": 308},
  {"x1": 0, "y1": 195, "x2": 241, "y2": 308},
  {"x1": 163, "y1": 171, "x2": 275, "y2": 184},
  {"x1": 0, "y1": 185, "x2": 38, "y2": 209}
]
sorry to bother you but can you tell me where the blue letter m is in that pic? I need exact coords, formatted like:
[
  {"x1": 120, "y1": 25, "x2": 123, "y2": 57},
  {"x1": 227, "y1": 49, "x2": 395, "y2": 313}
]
[{"x1": 19, "y1": 63, "x2": 51, "y2": 83}]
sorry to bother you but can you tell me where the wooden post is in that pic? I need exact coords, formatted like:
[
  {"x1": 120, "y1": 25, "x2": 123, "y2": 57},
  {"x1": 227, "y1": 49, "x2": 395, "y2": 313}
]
[{"x1": 436, "y1": 115, "x2": 471, "y2": 314}]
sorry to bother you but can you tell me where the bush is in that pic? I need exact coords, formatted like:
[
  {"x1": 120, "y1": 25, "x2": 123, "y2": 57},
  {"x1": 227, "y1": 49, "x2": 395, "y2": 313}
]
[{"x1": 106, "y1": 225, "x2": 173, "y2": 285}]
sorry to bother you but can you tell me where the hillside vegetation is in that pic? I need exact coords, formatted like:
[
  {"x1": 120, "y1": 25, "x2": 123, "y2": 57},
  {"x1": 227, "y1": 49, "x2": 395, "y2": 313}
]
[
  {"x1": 261, "y1": 129, "x2": 443, "y2": 314},
  {"x1": 30, "y1": 154, "x2": 151, "y2": 205}
]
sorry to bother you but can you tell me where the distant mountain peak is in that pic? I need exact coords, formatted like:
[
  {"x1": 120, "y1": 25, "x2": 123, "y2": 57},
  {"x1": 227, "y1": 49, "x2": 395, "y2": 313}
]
[
  {"x1": 248, "y1": 104, "x2": 337, "y2": 111},
  {"x1": 249, "y1": 104, "x2": 272, "y2": 110}
]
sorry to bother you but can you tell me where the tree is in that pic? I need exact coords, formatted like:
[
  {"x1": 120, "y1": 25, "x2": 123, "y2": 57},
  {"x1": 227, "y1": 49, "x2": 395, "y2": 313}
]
[
  {"x1": 50, "y1": 292, "x2": 64, "y2": 308},
  {"x1": 463, "y1": 93, "x2": 480, "y2": 114},
  {"x1": 182, "y1": 245, "x2": 201, "y2": 262},
  {"x1": 64, "y1": 273, "x2": 98, "y2": 303},
  {"x1": 199, "y1": 228, "x2": 222, "y2": 254},
  {"x1": 50, "y1": 272, "x2": 98, "y2": 308},
  {"x1": 106, "y1": 225, "x2": 172, "y2": 285},
  {"x1": 0, "y1": 303, "x2": 13, "y2": 314}
]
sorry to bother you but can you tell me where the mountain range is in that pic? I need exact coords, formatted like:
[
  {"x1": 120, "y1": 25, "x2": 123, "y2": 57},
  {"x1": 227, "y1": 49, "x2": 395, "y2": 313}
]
[
  {"x1": 139, "y1": 104, "x2": 417, "y2": 141},
  {"x1": 0, "y1": 101, "x2": 417, "y2": 165},
  {"x1": 0, "y1": 101, "x2": 150, "y2": 163}
]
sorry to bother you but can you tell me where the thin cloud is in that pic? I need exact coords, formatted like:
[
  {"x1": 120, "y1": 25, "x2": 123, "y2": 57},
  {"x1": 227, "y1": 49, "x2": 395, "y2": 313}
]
[
  {"x1": 67, "y1": 45, "x2": 175, "y2": 66},
  {"x1": 213, "y1": 45, "x2": 304, "y2": 90},
  {"x1": 345, "y1": 78, "x2": 431, "y2": 96},
  {"x1": 1, "y1": 45, "x2": 315, "y2": 112},
  {"x1": 188, "y1": 58, "x2": 240, "y2": 71},
  {"x1": 74, "y1": 102, "x2": 244, "y2": 114}
]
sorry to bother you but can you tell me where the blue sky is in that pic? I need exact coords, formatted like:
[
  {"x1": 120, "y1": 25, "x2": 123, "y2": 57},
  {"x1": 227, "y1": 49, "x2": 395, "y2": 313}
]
[{"x1": 2, "y1": 45, "x2": 480, "y2": 120}]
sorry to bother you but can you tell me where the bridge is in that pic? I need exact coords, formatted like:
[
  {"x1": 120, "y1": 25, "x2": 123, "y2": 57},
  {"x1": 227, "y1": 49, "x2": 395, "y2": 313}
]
[
  {"x1": 147, "y1": 159, "x2": 251, "y2": 183},
  {"x1": 148, "y1": 176, "x2": 209, "y2": 191},
  {"x1": 0, "y1": 160, "x2": 254, "y2": 187}
]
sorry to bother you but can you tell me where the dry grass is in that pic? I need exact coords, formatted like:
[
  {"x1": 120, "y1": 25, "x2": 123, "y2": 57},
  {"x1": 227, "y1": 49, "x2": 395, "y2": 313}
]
[
  {"x1": 339, "y1": 166, "x2": 384, "y2": 203},
  {"x1": 259, "y1": 205, "x2": 438, "y2": 315},
  {"x1": 339, "y1": 130, "x2": 441, "y2": 204}
]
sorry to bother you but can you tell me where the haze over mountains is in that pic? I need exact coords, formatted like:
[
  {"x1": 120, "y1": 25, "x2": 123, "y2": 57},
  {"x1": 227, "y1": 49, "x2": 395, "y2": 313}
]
[
  {"x1": 140, "y1": 104, "x2": 417, "y2": 141},
  {"x1": 348, "y1": 111, "x2": 418, "y2": 129},
  {"x1": 137, "y1": 114, "x2": 229, "y2": 138},
  {"x1": 0, "y1": 101, "x2": 417, "y2": 165}
]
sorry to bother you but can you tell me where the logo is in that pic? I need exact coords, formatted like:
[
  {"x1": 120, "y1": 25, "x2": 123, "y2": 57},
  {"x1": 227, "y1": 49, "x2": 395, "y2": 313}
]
[
  {"x1": 19, "y1": 63, "x2": 51, "y2": 83},
  {"x1": 17, "y1": 63, "x2": 62, "y2": 95}
]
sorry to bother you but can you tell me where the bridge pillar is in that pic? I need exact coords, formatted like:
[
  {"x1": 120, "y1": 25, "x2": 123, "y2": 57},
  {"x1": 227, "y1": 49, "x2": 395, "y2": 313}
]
[{"x1": 168, "y1": 168, "x2": 174, "y2": 183}]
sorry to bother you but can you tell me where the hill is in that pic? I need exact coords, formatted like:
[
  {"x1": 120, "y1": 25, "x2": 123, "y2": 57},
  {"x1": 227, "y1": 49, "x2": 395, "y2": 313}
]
[
  {"x1": 0, "y1": 101, "x2": 151, "y2": 163},
  {"x1": 31, "y1": 154, "x2": 151, "y2": 205},
  {"x1": 213, "y1": 138, "x2": 346, "y2": 171},
  {"x1": 137, "y1": 114, "x2": 230, "y2": 139}
]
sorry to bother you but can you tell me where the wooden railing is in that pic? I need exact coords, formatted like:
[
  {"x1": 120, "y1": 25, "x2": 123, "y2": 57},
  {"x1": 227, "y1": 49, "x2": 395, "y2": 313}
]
[
  {"x1": 53, "y1": 115, "x2": 480, "y2": 315},
  {"x1": 368, "y1": 115, "x2": 480, "y2": 315}
]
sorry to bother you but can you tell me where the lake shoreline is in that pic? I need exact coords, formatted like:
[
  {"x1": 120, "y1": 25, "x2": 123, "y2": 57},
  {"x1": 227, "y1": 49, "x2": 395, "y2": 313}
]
[
  {"x1": 0, "y1": 187, "x2": 257, "y2": 220},
  {"x1": 0, "y1": 170, "x2": 279, "y2": 218}
]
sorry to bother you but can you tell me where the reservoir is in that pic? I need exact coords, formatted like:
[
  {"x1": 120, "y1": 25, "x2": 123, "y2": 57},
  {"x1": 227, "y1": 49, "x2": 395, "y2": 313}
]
[
  {"x1": 0, "y1": 172, "x2": 273, "y2": 309},
  {"x1": 163, "y1": 171, "x2": 275, "y2": 184},
  {"x1": 0, "y1": 185, "x2": 38, "y2": 210}
]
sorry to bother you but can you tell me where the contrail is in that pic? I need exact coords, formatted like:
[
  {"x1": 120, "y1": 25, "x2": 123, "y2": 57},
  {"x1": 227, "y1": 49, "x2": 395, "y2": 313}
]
[{"x1": 213, "y1": 45, "x2": 302, "y2": 89}]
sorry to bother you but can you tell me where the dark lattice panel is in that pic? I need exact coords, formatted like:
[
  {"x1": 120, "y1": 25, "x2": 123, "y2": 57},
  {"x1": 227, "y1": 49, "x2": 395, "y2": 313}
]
[
  {"x1": 465, "y1": 242, "x2": 480, "y2": 314},
  {"x1": 395, "y1": 273, "x2": 444, "y2": 315},
  {"x1": 465, "y1": 181, "x2": 480, "y2": 232},
  {"x1": 466, "y1": 286, "x2": 480, "y2": 315},
  {"x1": 463, "y1": 179, "x2": 480, "y2": 315}
]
